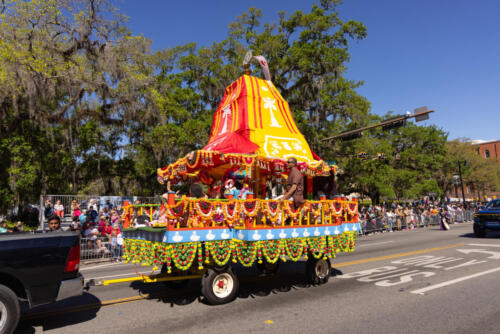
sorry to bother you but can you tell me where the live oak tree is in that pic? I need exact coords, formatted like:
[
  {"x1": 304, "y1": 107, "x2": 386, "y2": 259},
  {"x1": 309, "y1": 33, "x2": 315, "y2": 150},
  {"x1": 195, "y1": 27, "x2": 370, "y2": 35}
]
[
  {"x1": 0, "y1": 0, "x2": 154, "y2": 210},
  {"x1": 1, "y1": 0, "x2": 491, "y2": 215}
]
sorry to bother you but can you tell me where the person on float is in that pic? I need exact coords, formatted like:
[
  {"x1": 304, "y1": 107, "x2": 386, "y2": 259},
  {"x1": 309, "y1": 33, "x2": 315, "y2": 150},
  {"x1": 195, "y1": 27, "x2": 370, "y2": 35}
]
[
  {"x1": 280, "y1": 157, "x2": 305, "y2": 209},
  {"x1": 224, "y1": 179, "x2": 240, "y2": 199}
]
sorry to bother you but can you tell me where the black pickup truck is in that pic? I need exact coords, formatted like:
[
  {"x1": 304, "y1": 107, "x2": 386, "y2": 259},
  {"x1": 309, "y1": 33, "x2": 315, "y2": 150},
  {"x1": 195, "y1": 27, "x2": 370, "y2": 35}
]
[{"x1": 0, "y1": 231, "x2": 83, "y2": 334}]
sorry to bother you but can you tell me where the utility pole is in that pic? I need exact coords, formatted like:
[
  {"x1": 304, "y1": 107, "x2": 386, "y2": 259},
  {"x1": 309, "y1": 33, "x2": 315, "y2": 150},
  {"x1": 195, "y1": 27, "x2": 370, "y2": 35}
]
[{"x1": 458, "y1": 161, "x2": 466, "y2": 204}]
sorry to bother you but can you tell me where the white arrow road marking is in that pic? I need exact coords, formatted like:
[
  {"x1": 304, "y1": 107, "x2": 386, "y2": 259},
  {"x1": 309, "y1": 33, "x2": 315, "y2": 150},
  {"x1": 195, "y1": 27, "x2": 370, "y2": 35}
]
[
  {"x1": 444, "y1": 259, "x2": 487, "y2": 271},
  {"x1": 467, "y1": 243, "x2": 500, "y2": 248},
  {"x1": 456, "y1": 248, "x2": 500, "y2": 259},
  {"x1": 411, "y1": 267, "x2": 500, "y2": 295}
]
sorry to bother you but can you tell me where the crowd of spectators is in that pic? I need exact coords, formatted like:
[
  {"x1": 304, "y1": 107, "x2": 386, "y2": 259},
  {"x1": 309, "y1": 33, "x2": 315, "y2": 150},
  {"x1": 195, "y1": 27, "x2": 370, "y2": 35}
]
[
  {"x1": 358, "y1": 199, "x2": 478, "y2": 234},
  {"x1": 43, "y1": 197, "x2": 124, "y2": 261}
]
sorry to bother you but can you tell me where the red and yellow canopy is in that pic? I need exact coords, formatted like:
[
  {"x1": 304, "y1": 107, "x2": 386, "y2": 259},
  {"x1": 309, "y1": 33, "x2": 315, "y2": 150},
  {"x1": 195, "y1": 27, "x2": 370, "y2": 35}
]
[{"x1": 158, "y1": 74, "x2": 333, "y2": 183}]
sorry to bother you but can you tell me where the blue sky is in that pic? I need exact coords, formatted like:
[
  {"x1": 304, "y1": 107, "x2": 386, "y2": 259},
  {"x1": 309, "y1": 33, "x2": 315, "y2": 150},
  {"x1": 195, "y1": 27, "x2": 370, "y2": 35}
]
[{"x1": 118, "y1": 0, "x2": 500, "y2": 141}]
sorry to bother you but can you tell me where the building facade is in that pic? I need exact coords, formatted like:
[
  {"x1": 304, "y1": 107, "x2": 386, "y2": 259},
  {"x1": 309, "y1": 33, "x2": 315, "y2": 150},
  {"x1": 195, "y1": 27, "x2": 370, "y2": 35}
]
[{"x1": 475, "y1": 140, "x2": 500, "y2": 162}]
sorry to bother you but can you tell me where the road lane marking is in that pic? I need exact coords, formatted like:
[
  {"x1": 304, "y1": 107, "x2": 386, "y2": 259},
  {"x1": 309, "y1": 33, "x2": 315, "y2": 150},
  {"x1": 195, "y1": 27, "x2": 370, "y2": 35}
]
[
  {"x1": 444, "y1": 259, "x2": 487, "y2": 270},
  {"x1": 84, "y1": 272, "x2": 151, "y2": 282},
  {"x1": 468, "y1": 243, "x2": 500, "y2": 248},
  {"x1": 22, "y1": 295, "x2": 150, "y2": 320},
  {"x1": 80, "y1": 262, "x2": 132, "y2": 271},
  {"x1": 333, "y1": 243, "x2": 466, "y2": 268},
  {"x1": 410, "y1": 266, "x2": 500, "y2": 295},
  {"x1": 456, "y1": 249, "x2": 500, "y2": 259},
  {"x1": 357, "y1": 241, "x2": 395, "y2": 247}
]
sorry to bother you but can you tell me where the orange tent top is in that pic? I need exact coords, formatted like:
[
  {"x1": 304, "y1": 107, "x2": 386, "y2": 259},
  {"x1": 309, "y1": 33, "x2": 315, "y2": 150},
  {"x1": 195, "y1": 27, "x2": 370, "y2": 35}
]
[
  {"x1": 158, "y1": 75, "x2": 333, "y2": 183},
  {"x1": 203, "y1": 75, "x2": 316, "y2": 162}
]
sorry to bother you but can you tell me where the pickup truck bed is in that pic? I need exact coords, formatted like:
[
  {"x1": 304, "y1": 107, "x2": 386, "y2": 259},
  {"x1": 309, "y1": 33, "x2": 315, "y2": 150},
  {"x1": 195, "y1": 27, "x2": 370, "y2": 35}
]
[{"x1": 0, "y1": 231, "x2": 83, "y2": 334}]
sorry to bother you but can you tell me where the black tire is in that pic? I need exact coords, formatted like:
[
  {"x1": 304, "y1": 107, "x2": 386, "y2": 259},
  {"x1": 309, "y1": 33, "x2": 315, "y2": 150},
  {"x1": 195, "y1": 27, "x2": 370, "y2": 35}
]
[
  {"x1": 306, "y1": 256, "x2": 331, "y2": 285},
  {"x1": 473, "y1": 224, "x2": 486, "y2": 238},
  {"x1": 257, "y1": 259, "x2": 280, "y2": 275},
  {"x1": 201, "y1": 267, "x2": 239, "y2": 305},
  {"x1": 160, "y1": 264, "x2": 189, "y2": 289},
  {"x1": 0, "y1": 284, "x2": 20, "y2": 334}
]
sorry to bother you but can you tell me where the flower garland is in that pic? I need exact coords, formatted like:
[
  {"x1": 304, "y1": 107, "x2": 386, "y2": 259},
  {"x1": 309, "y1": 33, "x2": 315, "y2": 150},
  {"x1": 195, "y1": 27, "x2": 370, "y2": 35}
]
[
  {"x1": 330, "y1": 201, "x2": 344, "y2": 218},
  {"x1": 193, "y1": 200, "x2": 215, "y2": 219},
  {"x1": 235, "y1": 241, "x2": 258, "y2": 267},
  {"x1": 345, "y1": 232, "x2": 357, "y2": 252},
  {"x1": 221, "y1": 202, "x2": 239, "y2": 223},
  {"x1": 283, "y1": 201, "x2": 301, "y2": 218},
  {"x1": 346, "y1": 201, "x2": 358, "y2": 216},
  {"x1": 309, "y1": 202, "x2": 322, "y2": 217},
  {"x1": 122, "y1": 234, "x2": 358, "y2": 271},
  {"x1": 165, "y1": 200, "x2": 188, "y2": 219},
  {"x1": 170, "y1": 242, "x2": 198, "y2": 271},
  {"x1": 186, "y1": 151, "x2": 200, "y2": 168},
  {"x1": 242, "y1": 156, "x2": 255, "y2": 167},
  {"x1": 285, "y1": 239, "x2": 304, "y2": 261},
  {"x1": 261, "y1": 239, "x2": 282, "y2": 264},
  {"x1": 307, "y1": 236, "x2": 326, "y2": 259},
  {"x1": 207, "y1": 240, "x2": 232, "y2": 266},
  {"x1": 326, "y1": 236, "x2": 335, "y2": 260},
  {"x1": 262, "y1": 201, "x2": 281, "y2": 222},
  {"x1": 241, "y1": 200, "x2": 260, "y2": 217},
  {"x1": 162, "y1": 244, "x2": 173, "y2": 273}
]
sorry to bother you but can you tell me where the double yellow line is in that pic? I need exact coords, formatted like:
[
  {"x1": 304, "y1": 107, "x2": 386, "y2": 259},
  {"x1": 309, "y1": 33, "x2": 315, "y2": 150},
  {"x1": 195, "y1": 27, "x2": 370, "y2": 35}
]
[{"x1": 333, "y1": 243, "x2": 465, "y2": 268}]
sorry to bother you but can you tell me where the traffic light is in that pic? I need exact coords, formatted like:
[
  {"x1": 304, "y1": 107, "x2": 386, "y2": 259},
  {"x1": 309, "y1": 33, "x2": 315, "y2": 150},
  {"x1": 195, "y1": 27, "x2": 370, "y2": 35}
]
[
  {"x1": 357, "y1": 152, "x2": 368, "y2": 159},
  {"x1": 340, "y1": 132, "x2": 363, "y2": 141},
  {"x1": 382, "y1": 119, "x2": 406, "y2": 131}
]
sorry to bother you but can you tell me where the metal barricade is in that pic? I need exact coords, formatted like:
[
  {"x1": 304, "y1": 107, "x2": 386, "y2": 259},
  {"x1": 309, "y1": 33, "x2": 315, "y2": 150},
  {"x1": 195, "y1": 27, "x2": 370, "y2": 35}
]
[
  {"x1": 40, "y1": 194, "x2": 159, "y2": 230},
  {"x1": 80, "y1": 236, "x2": 124, "y2": 263}
]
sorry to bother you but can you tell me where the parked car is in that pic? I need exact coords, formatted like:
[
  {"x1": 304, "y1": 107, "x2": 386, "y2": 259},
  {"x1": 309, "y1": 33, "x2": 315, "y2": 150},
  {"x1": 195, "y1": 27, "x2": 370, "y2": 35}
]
[
  {"x1": 473, "y1": 199, "x2": 500, "y2": 237},
  {"x1": 0, "y1": 231, "x2": 83, "y2": 334}
]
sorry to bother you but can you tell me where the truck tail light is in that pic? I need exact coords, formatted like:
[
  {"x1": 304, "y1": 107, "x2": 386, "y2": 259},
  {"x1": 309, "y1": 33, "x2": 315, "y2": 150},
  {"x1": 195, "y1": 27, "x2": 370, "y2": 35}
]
[{"x1": 65, "y1": 243, "x2": 80, "y2": 272}]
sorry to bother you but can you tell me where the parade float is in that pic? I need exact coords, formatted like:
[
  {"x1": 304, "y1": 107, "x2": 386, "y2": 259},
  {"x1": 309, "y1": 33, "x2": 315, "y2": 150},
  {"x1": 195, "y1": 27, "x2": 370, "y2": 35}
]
[{"x1": 120, "y1": 56, "x2": 360, "y2": 304}]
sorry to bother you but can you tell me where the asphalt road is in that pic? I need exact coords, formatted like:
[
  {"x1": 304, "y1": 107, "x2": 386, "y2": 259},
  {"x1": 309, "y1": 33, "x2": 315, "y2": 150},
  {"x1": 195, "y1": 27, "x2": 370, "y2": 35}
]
[{"x1": 15, "y1": 222, "x2": 500, "y2": 334}]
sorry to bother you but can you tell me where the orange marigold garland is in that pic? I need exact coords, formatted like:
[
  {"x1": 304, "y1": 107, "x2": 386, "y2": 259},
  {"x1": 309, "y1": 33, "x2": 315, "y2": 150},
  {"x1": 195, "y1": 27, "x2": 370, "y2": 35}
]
[
  {"x1": 283, "y1": 201, "x2": 301, "y2": 218},
  {"x1": 186, "y1": 151, "x2": 200, "y2": 168},
  {"x1": 330, "y1": 200, "x2": 343, "y2": 217},
  {"x1": 346, "y1": 201, "x2": 358, "y2": 216},
  {"x1": 223, "y1": 201, "x2": 239, "y2": 223},
  {"x1": 193, "y1": 200, "x2": 215, "y2": 219},
  {"x1": 241, "y1": 200, "x2": 260, "y2": 217},
  {"x1": 263, "y1": 200, "x2": 281, "y2": 222},
  {"x1": 309, "y1": 202, "x2": 322, "y2": 216},
  {"x1": 165, "y1": 200, "x2": 188, "y2": 219}
]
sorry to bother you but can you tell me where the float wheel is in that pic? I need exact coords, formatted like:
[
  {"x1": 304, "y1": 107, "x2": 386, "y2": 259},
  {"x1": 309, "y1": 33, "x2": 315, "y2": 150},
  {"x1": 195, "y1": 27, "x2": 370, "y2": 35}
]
[
  {"x1": 306, "y1": 257, "x2": 331, "y2": 285},
  {"x1": 201, "y1": 267, "x2": 239, "y2": 305}
]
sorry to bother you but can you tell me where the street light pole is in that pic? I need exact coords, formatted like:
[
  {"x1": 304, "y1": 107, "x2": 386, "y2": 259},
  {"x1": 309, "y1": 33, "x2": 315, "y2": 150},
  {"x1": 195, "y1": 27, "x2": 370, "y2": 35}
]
[{"x1": 458, "y1": 161, "x2": 466, "y2": 204}]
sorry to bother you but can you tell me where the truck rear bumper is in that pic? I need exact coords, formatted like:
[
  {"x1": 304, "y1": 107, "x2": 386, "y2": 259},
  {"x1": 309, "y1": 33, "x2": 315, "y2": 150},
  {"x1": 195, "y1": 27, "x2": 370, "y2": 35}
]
[{"x1": 56, "y1": 274, "x2": 83, "y2": 301}]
